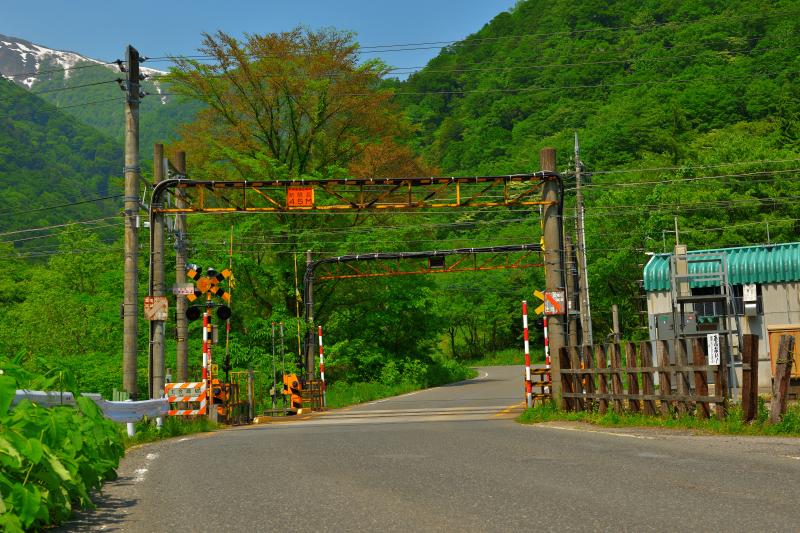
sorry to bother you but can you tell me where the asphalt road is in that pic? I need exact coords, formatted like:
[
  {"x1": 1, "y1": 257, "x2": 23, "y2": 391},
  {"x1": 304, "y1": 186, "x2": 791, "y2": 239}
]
[{"x1": 67, "y1": 366, "x2": 800, "y2": 532}]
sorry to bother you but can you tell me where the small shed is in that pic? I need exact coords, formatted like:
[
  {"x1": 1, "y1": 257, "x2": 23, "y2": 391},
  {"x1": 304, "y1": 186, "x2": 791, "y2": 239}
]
[{"x1": 643, "y1": 242, "x2": 800, "y2": 388}]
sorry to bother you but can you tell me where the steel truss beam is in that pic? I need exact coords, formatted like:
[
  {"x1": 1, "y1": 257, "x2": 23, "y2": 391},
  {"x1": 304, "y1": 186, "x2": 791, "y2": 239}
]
[{"x1": 150, "y1": 173, "x2": 555, "y2": 214}]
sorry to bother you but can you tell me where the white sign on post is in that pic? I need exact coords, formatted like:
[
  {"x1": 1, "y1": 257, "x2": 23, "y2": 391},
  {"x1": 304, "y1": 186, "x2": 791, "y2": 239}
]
[{"x1": 707, "y1": 333, "x2": 721, "y2": 365}]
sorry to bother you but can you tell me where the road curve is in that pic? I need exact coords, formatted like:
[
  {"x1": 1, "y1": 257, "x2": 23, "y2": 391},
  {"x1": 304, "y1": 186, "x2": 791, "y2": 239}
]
[{"x1": 66, "y1": 365, "x2": 800, "y2": 532}]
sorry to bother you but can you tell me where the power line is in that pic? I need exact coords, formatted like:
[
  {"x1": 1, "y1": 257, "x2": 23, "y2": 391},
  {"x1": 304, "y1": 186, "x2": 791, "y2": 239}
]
[
  {"x1": 0, "y1": 96, "x2": 123, "y2": 120},
  {"x1": 0, "y1": 216, "x2": 119, "y2": 238},
  {"x1": 0, "y1": 194, "x2": 124, "y2": 217},
  {"x1": 143, "y1": 8, "x2": 800, "y2": 63},
  {"x1": 28, "y1": 78, "x2": 121, "y2": 95},
  {"x1": 579, "y1": 168, "x2": 800, "y2": 190},
  {"x1": 1, "y1": 61, "x2": 115, "y2": 81}
]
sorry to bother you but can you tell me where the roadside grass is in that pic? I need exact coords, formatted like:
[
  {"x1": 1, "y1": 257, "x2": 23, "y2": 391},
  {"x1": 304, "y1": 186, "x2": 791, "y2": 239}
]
[
  {"x1": 461, "y1": 348, "x2": 544, "y2": 367},
  {"x1": 325, "y1": 364, "x2": 478, "y2": 409},
  {"x1": 325, "y1": 381, "x2": 420, "y2": 409},
  {"x1": 518, "y1": 400, "x2": 800, "y2": 437},
  {"x1": 123, "y1": 416, "x2": 219, "y2": 448}
]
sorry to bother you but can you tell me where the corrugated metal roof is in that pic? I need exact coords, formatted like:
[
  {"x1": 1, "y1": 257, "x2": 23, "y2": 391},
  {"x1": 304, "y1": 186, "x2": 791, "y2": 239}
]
[{"x1": 643, "y1": 242, "x2": 800, "y2": 292}]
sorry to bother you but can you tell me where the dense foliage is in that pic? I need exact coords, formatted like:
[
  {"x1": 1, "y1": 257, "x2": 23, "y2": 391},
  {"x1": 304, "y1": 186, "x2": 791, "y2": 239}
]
[
  {"x1": 0, "y1": 360, "x2": 124, "y2": 531},
  {"x1": 394, "y1": 0, "x2": 800, "y2": 338},
  {"x1": 0, "y1": 79, "x2": 122, "y2": 235}
]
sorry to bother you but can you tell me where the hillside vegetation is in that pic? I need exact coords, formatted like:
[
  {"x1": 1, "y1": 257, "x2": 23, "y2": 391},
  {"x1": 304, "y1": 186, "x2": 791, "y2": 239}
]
[
  {"x1": 394, "y1": 0, "x2": 800, "y2": 335},
  {"x1": 0, "y1": 79, "x2": 121, "y2": 235}
]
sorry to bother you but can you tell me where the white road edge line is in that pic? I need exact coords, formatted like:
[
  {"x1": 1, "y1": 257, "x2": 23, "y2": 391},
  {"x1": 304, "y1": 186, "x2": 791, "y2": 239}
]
[
  {"x1": 133, "y1": 452, "x2": 160, "y2": 484},
  {"x1": 532, "y1": 424, "x2": 656, "y2": 440}
]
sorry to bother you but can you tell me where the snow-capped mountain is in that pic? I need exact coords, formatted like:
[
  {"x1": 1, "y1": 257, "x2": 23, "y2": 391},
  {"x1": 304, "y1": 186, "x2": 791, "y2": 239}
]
[
  {"x1": 0, "y1": 34, "x2": 197, "y2": 150},
  {"x1": 0, "y1": 33, "x2": 164, "y2": 89}
]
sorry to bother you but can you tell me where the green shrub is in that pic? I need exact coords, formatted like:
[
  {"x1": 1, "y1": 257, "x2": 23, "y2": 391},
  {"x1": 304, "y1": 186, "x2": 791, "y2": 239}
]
[{"x1": 0, "y1": 360, "x2": 124, "y2": 531}]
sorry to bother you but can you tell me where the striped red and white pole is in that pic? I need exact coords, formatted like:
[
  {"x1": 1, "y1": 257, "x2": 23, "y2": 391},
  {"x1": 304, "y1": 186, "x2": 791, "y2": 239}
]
[
  {"x1": 543, "y1": 316, "x2": 551, "y2": 394},
  {"x1": 202, "y1": 309, "x2": 209, "y2": 381},
  {"x1": 318, "y1": 325, "x2": 327, "y2": 408},
  {"x1": 522, "y1": 301, "x2": 532, "y2": 408}
]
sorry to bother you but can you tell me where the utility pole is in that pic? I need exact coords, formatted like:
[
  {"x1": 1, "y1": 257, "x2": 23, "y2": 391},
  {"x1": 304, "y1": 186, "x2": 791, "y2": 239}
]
[
  {"x1": 150, "y1": 143, "x2": 166, "y2": 398},
  {"x1": 174, "y1": 151, "x2": 189, "y2": 382},
  {"x1": 574, "y1": 132, "x2": 593, "y2": 346},
  {"x1": 541, "y1": 147, "x2": 565, "y2": 399},
  {"x1": 122, "y1": 45, "x2": 140, "y2": 399},
  {"x1": 305, "y1": 249, "x2": 314, "y2": 376},
  {"x1": 565, "y1": 234, "x2": 579, "y2": 348},
  {"x1": 612, "y1": 304, "x2": 620, "y2": 343}
]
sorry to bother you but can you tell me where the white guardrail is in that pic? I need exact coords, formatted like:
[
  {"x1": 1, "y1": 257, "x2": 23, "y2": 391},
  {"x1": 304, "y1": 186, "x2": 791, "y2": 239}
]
[{"x1": 13, "y1": 390, "x2": 168, "y2": 423}]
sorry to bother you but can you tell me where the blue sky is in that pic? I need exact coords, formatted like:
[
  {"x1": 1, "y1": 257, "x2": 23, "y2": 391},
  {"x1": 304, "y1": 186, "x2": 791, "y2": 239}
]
[{"x1": 1, "y1": 1, "x2": 517, "y2": 75}]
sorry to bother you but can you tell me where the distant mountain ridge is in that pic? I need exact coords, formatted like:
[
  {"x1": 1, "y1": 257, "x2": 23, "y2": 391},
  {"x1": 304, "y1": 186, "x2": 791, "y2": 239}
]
[
  {"x1": 0, "y1": 34, "x2": 197, "y2": 152},
  {"x1": 0, "y1": 33, "x2": 164, "y2": 88}
]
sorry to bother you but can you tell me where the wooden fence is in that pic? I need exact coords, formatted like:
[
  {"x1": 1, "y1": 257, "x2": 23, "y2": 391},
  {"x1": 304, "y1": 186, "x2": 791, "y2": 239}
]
[{"x1": 557, "y1": 335, "x2": 759, "y2": 420}]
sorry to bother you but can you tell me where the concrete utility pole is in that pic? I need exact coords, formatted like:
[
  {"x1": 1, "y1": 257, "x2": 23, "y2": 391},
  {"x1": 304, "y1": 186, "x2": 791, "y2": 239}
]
[
  {"x1": 541, "y1": 147, "x2": 565, "y2": 399},
  {"x1": 123, "y1": 45, "x2": 140, "y2": 398},
  {"x1": 612, "y1": 304, "x2": 621, "y2": 343},
  {"x1": 174, "y1": 151, "x2": 189, "y2": 382},
  {"x1": 150, "y1": 144, "x2": 166, "y2": 398},
  {"x1": 305, "y1": 249, "x2": 315, "y2": 376},
  {"x1": 565, "y1": 234, "x2": 579, "y2": 348},
  {"x1": 574, "y1": 132, "x2": 593, "y2": 346}
]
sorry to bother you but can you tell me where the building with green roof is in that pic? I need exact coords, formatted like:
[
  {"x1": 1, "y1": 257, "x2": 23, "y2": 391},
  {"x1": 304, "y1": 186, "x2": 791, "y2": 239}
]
[{"x1": 643, "y1": 242, "x2": 800, "y2": 387}]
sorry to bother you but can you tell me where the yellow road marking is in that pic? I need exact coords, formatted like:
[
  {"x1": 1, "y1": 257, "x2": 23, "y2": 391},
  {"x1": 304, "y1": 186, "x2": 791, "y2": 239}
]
[{"x1": 493, "y1": 401, "x2": 526, "y2": 417}]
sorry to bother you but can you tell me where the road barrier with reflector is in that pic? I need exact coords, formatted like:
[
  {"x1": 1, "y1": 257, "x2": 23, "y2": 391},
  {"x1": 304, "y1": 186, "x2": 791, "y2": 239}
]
[{"x1": 165, "y1": 382, "x2": 208, "y2": 416}]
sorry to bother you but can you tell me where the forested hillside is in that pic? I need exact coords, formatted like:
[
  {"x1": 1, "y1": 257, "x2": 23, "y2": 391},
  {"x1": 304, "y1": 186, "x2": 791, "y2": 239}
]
[
  {"x1": 394, "y1": 0, "x2": 800, "y2": 336},
  {"x1": 0, "y1": 78, "x2": 121, "y2": 234},
  {"x1": 27, "y1": 61, "x2": 200, "y2": 154}
]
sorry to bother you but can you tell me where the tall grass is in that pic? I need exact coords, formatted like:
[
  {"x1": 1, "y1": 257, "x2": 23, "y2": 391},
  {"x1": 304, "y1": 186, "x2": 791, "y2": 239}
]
[{"x1": 518, "y1": 400, "x2": 800, "y2": 437}]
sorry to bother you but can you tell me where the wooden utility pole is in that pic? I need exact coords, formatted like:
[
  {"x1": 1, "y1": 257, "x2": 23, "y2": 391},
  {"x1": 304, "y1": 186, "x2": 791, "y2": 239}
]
[
  {"x1": 123, "y1": 45, "x2": 140, "y2": 398},
  {"x1": 611, "y1": 304, "x2": 620, "y2": 343},
  {"x1": 150, "y1": 144, "x2": 166, "y2": 398},
  {"x1": 769, "y1": 335, "x2": 795, "y2": 424},
  {"x1": 174, "y1": 151, "x2": 189, "y2": 382},
  {"x1": 574, "y1": 132, "x2": 593, "y2": 346},
  {"x1": 541, "y1": 147, "x2": 564, "y2": 399}
]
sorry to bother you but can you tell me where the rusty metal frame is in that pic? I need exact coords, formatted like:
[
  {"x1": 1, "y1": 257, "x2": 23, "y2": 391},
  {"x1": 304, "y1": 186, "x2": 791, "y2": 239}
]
[{"x1": 150, "y1": 174, "x2": 555, "y2": 214}]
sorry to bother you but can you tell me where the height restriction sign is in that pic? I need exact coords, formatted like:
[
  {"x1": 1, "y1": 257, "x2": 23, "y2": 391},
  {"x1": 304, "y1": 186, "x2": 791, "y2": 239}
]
[{"x1": 286, "y1": 187, "x2": 314, "y2": 207}]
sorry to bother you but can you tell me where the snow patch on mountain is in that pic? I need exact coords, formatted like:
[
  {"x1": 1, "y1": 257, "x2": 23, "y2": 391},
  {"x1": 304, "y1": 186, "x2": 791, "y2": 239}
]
[{"x1": 0, "y1": 33, "x2": 165, "y2": 90}]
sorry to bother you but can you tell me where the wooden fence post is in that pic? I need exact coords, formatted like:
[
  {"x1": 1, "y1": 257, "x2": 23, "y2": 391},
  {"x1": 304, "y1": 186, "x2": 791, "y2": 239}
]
[
  {"x1": 569, "y1": 346, "x2": 585, "y2": 411},
  {"x1": 583, "y1": 345, "x2": 596, "y2": 412},
  {"x1": 769, "y1": 335, "x2": 796, "y2": 424},
  {"x1": 559, "y1": 347, "x2": 574, "y2": 411},
  {"x1": 741, "y1": 334, "x2": 759, "y2": 423},
  {"x1": 609, "y1": 343, "x2": 624, "y2": 414},
  {"x1": 692, "y1": 338, "x2": 710, "y2": 419},
  {"x1": 639, "y1": 341, "x2": 657, "y2": 416},
  {"x1": 595, "y1": 345, "x2": 609, "y2": 415},
  {"x1": 625, "y1": 342, "x2": 641, "y2": 414},
  {"x1": 674, "y1": 338, "x2": 691, "y2": 416},
  {"x1": 657, "y1": 340, "x2": 672, "y2": 416}
]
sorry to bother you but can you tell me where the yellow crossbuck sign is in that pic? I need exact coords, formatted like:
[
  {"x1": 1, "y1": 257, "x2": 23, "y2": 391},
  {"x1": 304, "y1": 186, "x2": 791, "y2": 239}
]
[{"x1": 533, "y1": 290, "x2": 546, "y2": 316}]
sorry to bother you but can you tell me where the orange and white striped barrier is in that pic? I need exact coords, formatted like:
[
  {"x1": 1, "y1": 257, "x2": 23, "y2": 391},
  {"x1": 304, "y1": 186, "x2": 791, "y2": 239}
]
[{"x1": 164, "y1": 382, "x2": 207, "y2": 416}]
